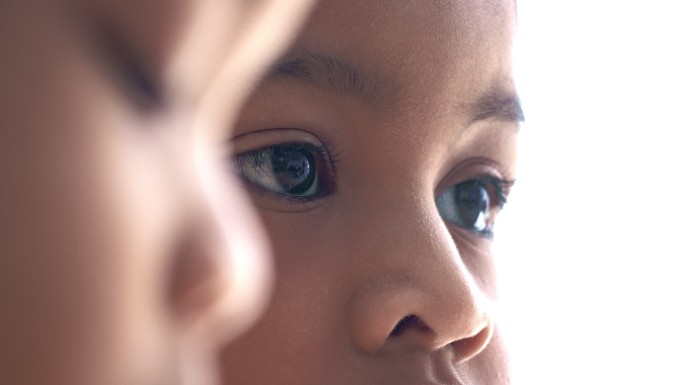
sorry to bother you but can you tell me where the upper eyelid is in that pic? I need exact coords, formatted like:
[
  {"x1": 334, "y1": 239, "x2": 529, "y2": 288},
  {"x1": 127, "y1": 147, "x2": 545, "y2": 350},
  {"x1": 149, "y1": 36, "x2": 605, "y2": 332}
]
[
  {"x1": 232, "y1": 131, "x2": 340, "y2": 181},
  {"x1": 435, "y1": 156, "x2": 514, "y2": 195},
  {"x1": 231, "y1": 128, "x2": 342, "y2": 166},
  {"x1": 230, "y1": 130, "x2": 318, "y2": 158},
  {"x1": 235, "y1": 142, "x2": 330, "y2": 165}
]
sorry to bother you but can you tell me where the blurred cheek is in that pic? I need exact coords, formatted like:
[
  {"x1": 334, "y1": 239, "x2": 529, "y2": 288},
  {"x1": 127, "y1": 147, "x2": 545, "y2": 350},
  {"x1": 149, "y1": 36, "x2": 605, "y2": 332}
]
[
  {"x1": 0, "y1": 23, "x2": 182, "y2": 384},
  {"x1": 0, "y1": 0, "x2": 314, "y2": 381}
]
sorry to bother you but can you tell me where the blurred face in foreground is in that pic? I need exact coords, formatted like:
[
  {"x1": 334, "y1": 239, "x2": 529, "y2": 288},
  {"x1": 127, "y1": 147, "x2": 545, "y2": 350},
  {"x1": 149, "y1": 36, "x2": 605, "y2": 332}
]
[
  {"x1": 223, "y1": 0, "x2": 522, "y2": 384},
  {"x1": 0, "y1": 1, "x2": 314, "y2": 385}
]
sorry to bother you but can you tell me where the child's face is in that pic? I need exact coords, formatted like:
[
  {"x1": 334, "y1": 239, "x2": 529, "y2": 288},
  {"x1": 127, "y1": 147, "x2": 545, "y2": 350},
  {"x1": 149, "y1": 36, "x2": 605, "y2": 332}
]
[
  {"x1": 223, "y1": 0, "x2": 521, "y2": 384},
  {"x1": 0, "y1": 1, "x2": 312, "y2": 385}
]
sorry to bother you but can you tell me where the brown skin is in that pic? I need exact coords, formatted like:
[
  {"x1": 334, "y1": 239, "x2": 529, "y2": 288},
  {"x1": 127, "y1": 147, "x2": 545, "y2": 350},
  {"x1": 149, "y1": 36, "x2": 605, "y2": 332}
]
[
  {"x1": 222, "y1": 1, "x2": 521, "y2": 384},
  {"x1": 0, "y1": 1, "x2": 314, "y2": 385}
]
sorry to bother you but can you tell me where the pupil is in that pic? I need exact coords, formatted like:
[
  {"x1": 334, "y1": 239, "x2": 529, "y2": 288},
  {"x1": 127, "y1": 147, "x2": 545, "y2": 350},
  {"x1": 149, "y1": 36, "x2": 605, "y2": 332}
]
[
  {"x1": 271, "y1": 147, "x2": 315, "y2": 194},
  {"x1": 456, "y1": 180, "x2": 489, "y2": 229}
]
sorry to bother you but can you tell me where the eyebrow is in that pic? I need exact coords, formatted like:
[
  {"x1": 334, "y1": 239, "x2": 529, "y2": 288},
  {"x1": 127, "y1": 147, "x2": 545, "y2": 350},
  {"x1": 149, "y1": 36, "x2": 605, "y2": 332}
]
[
  {"x1": 469, "y1": 89, "x2": 525, "y2": 125},
  {"x1": 268, "y1": 53, "x2": 524, "y2": 124},
  {"x1": 267, "y1": 54, "x2": 388, "y2": 105}
]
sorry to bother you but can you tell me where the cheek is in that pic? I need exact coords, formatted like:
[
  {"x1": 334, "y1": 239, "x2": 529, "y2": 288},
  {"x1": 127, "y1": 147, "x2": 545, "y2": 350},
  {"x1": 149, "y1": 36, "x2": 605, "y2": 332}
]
[
  {"x1": 0, "y1": 124, "x2": 180, "y2": 384},
  {"x1": 217, "y1": 210, "x2": 349, "y2": 380},
  {"x1": 262, "y1": 210, "x2": 350, "y2": 326},
  {"x1": 452, "y1": 231, "x2": 500, "y2": 299}
]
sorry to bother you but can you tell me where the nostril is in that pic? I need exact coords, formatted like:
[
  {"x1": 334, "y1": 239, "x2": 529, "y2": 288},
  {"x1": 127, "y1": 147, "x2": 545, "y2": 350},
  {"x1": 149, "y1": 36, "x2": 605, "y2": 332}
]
[{"x1": 389, "y1": 315, "x2": 430, "y2": 337}]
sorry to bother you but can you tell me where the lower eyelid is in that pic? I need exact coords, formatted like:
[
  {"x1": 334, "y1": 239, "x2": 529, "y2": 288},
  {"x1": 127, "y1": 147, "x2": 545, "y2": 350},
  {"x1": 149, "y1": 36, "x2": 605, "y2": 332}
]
[
  {"x1": 231, "y1": 128, "x2": 323, "y2": 153},
  {"x1": 239, "y1": 181, "x2": 331, "y2": 213},
  {"x1": 444, "y1": 222, "x2": 495, "y2": 248}
]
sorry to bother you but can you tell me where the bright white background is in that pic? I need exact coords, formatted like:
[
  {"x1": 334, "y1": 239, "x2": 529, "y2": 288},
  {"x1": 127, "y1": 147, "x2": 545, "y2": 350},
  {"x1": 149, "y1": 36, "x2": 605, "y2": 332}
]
[{"x1": 495, "y1": 1, "x2": 684, "y2": 384}]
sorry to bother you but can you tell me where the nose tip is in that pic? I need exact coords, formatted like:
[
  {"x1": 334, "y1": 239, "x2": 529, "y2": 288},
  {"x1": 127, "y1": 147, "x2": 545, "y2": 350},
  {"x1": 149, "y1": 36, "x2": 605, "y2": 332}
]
[
  {"x1": 349, "y1": 279, "x2": 493, "y2": 362},
  {"x1": 421, "y1": 289, "x2": 494, "y2": 361},
  {"x1": 388, "y1": 313, "x2": 493, "y2": 361}
]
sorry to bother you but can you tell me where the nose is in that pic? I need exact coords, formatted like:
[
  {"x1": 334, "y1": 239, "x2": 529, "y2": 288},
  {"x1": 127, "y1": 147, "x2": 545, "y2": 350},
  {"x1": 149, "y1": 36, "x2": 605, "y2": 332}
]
[
  {"x1": 348, "y1": 193, "x2": 493, "y2": 363},
  {"x1": 167, "y1": 132, "x2": 273, "y2": 344}
]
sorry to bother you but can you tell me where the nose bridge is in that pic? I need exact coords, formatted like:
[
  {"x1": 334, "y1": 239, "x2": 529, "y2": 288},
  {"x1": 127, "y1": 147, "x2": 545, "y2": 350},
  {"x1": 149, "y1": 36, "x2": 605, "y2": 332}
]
[{"x1": 347, "y1": 187, "x2": 491, "y2": 355}]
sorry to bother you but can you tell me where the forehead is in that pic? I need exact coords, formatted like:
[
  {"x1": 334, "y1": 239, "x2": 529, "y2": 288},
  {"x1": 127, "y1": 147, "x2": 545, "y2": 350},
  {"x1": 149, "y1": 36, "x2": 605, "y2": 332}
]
[
  {"x1": 287, "y1": 0, "x2": 517, "y2": 113},
  {"x1": 270, "y1": 0, "x2": 519, "y2": 145},
  {"x1": 298, "y1": 0, "x2": 515, "y2": 66}
]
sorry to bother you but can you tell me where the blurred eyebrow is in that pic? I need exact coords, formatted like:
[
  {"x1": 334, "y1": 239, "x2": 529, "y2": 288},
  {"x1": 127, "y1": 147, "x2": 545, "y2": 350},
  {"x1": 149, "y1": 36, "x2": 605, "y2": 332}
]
[
  {"x1": 469, "y1": 88, "x2": 525, "y2": 124},
  {"x1": 267, "y1": 54, "x2": 387, "y2": 104}
]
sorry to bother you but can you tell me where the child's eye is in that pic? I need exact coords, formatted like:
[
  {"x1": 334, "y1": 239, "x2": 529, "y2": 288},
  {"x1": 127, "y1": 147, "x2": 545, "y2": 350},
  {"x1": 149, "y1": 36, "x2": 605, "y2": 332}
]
[
  {"x1": 435, "y1": 177, "x2": 511, "y2": 238},
  {"x1": 233, "y1": 142, "x2": 334, "y2": 201}
]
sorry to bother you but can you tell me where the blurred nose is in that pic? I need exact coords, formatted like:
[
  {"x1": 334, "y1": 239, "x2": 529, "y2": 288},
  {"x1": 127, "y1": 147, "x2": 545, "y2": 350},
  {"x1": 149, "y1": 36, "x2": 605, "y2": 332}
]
[
  {"x1": 348, "y1": 191, "x2": 493, "y2": 363},
  {"x1": 167, "y1": 130, "x2": 272, "y2": 343}
]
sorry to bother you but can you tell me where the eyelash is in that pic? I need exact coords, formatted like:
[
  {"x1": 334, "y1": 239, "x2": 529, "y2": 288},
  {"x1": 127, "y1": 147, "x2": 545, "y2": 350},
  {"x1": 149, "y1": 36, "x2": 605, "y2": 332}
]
[
  {"x1": 487, "y1": 175, "x2": 514, "y2": 207},
  {"x1": 436, "y1": 175, "x2": 514, "y2": 239},
  {"x1": 476, "y1": 175, "x2": 514, "y2": 237}
]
